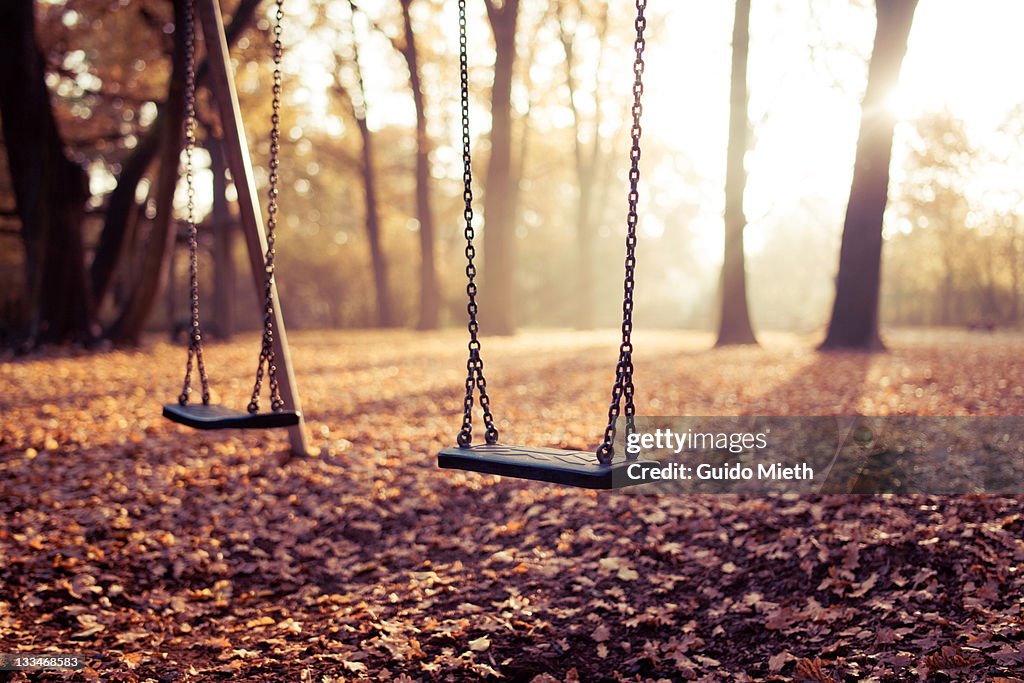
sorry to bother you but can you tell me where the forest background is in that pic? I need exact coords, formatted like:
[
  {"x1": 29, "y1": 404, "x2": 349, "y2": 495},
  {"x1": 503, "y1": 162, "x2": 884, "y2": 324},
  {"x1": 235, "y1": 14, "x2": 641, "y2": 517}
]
[{"x1": 1, "y1": 0, "x2": 1022, "y2": 348}]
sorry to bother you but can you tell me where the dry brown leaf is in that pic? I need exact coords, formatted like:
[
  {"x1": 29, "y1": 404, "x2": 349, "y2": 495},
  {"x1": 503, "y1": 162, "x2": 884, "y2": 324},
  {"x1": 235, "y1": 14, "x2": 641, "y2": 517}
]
[{"x1": 468, "y1": 636, "x2": 490, "y2": 652}]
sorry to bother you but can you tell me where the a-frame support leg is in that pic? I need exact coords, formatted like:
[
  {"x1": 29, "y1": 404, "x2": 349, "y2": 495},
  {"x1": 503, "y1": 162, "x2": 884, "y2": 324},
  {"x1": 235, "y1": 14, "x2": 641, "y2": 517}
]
[{"x1": 195, "y1": 0, "x2": 312, "y2": 456}]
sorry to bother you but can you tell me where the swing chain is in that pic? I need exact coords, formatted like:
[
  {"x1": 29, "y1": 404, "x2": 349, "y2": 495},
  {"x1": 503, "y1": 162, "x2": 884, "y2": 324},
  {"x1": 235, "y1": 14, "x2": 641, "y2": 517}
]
[
  {"x1": 456, "y1": 0, "x2": 498, "y2": 449},
  {"x1": 248, "y1": 0, "x2": 286, "y2": 415},
  {"x1": 597, "y1": 0, "x2": 647, "y2": 464},
  {"x1": 179, "y1": 0, "x2": 211, "y2": 407}
]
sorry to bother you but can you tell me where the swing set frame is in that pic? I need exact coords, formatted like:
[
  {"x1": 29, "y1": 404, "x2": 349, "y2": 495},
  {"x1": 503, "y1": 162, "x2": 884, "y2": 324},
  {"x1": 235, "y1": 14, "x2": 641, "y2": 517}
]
[{"x1": 186, "y1": 0, "x2": 310, "y2": 456}]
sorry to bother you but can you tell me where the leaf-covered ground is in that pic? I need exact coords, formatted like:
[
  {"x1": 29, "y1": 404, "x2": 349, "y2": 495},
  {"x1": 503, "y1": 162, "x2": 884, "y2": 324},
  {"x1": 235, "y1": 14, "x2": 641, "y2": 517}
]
[{"x1": 1, "y1": 329, "x2": 1022, "y2": 682}]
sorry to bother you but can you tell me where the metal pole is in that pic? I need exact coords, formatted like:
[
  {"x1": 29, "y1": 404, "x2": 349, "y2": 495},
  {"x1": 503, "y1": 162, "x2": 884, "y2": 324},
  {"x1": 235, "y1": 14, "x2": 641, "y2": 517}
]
[{"x1": 195, "y1": 0, "x2": 311, "y2": 456}]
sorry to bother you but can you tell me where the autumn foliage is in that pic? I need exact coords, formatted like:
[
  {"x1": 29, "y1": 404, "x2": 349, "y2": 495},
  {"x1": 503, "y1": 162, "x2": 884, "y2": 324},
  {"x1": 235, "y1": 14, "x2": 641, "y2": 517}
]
[{"x1": 1, "y1": 330, "x2": 1023, "y2": 680}]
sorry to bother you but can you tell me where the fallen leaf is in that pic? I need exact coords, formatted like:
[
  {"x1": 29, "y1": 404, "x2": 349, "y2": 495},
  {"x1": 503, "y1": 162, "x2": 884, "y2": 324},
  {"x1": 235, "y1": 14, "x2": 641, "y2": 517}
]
[
  {"x1": 768, "y1": 651, "x2": 793, "y2": 673},
  {"x1": 468, "y1": 636, "x2": 491, "y2": 652}
]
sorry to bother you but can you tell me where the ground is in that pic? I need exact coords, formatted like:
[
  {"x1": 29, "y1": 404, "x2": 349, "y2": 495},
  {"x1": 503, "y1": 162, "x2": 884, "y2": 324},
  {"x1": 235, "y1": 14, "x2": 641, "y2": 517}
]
[{"x1": 1, "y1": 329, "x2": 1022, "y2": 682}]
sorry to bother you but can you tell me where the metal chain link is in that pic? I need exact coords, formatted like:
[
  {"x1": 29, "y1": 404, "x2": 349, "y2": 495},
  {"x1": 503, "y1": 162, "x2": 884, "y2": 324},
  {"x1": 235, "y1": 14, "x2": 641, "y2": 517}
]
[
  {"x1": 597, "y1": 0, "x2": 647, "y2": 464},
  {"x1": 456, "y1": 0, "x2": 498, "y2": 448},
  {"x1": 178, "y1": 0, "x2": 211, "y2": 407},
  {"x1": 248, "y1": 0, "x2": 286, "y2": 414}
]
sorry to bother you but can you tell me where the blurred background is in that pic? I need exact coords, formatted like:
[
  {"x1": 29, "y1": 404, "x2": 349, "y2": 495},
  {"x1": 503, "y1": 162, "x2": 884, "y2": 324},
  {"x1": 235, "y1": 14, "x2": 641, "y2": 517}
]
[{"x1": 1, "y1": 0, "x2": 1022, "y2": 346}]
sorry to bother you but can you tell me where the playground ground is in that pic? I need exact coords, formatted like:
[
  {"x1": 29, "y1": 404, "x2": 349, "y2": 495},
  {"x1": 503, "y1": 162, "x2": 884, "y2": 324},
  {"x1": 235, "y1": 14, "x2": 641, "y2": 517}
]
[{"x1": 1, "y1": 329, "x2": 1022, "y2": 681}]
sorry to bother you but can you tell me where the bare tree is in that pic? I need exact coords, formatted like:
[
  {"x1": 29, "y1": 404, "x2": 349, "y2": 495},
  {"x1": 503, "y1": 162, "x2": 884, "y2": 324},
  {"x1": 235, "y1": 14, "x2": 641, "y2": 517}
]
[
  {"x1": 332, "y1": 1, "x2": 396, "y2": 328},
  {"x1": 820, "y1": 0, "x2": 919, "y2": 350},
  {"x1": 481, "y1": 0, "x2": 520, "y2": 336},
  {"x1": 556, "y1": 0, "x2": 611, "y2": 330},
  {"x1": 208, "y1": 136, "x2": 236, "y2": 338},
  {"x1": 716, "y1": 0, "x2": 758, "y2": 347},
  {"x1": 397, "y1": 0, "x2": 440, "y2": 329}
]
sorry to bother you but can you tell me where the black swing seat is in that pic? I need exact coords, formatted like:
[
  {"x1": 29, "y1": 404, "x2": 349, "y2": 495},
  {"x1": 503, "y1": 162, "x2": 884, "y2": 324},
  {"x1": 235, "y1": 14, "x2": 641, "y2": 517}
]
[
  {"x1": 438, "y1": 443, "x2": 647, "y2": 490},
  {"x1": 163, "y1": 403, "x2": 300, "y2": 430}
]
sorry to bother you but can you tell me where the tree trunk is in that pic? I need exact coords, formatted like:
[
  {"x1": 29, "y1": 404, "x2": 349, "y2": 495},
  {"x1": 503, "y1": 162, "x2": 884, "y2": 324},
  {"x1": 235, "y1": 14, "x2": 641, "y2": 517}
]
[
  {"x1": 354, "y1": 112, "x2": 395, "y2": 328},
  {"x1": 481, "y1": 0, "x2": 520, "y2": 336},
  {"x1": 715, "y1": 0, "x2": 757, "y2": 347},
  {"x1": 209, "y1": 136, "x2": 235, "y2": 338},
  {"x1": 1010, "y1": 222, "x2": 1021, "y2": 323},
  {"x1": 91, "y1": 121, "x2": 162, "y2": 306},
  {"x1": 558, "y1": 0, "x2": 608, "y2": 331},
  {"x1": 343, "y1": 4, "x2": 395, "y2": 328},
  {"x1": 165, "y1": 234, "x2": 178, "y2": 336},
  {"x1": 941, "y1": 255, "x2": 953, "y2": 325},
  {"x1": 108, "y1": 0, "x2": 190, "y2": 344},
  {"x1": 820, "y1": 0, "x2": 918, "y2": 351},
  {"x1": 396, "y1": 0, "x2": 441, "y2": 330},
  {"x1": 0, "y1": 0, "x2": 92, "y2": 344}
]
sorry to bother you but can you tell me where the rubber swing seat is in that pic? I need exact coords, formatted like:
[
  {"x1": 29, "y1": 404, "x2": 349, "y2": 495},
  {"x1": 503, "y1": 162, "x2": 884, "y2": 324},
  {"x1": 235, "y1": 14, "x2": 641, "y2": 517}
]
[
  {"x1": 162, "y1": 403, "x2": 300, "y2": 430},
  {"x1": 438, "y1": 443, "x2": 646, "y2": 490}
]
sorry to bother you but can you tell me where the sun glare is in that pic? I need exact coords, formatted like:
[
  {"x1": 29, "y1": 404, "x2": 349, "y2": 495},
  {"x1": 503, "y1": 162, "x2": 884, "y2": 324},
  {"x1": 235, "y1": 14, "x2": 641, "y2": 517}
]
[
  {"x1": 637, "y1": 1, "x2": 1024, "y2": 263},
  {"x1": 885, "y1": 88, "x2": 924, "y2": 121}
]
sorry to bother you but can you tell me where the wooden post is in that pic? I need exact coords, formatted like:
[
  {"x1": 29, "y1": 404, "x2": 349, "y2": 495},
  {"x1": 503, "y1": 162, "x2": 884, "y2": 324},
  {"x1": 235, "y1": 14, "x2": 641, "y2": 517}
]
[{"x1": 195, "y1": 0, "x2": 311, "y2": 456}]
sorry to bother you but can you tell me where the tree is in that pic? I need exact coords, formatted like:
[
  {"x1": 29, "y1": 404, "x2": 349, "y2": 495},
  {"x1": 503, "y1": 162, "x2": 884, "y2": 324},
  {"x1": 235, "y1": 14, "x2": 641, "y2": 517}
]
[
  {"x1": 90, "y1": 0, "x2": 261, "y2": 313},
  {"x1": 332, "y1": 1, "x2": 397, "y2": 328},
  {"x1": 0, "y1": 0, "x2": 92, "y2": 344},
  {"x1": 208, "y1": 136, "x2": 236, "y2": 338},
  {"x1": 481, "y1": 0, "x2": 520, "y2": 336},
  {"x1": 884, "y1": 110, "x2": 1024, "y2": 328},
  {"x1": 903, "y1": 111, "x2": 971, "y2": 325},
  {"x1": 995, "y1": 104, "x2": 1024, "y2": 324},
  {"x1": 715, "y1": 0, "x2": 758, "y2": 347},
  {"x1": 395, "y1": 0, "x2": 441, "y2": 330},
  {"x1": 0, "y1": 0, "x2": 261, "y2": 346},
  {"x1": 90, "y1": 120, "x2": 161, "y2": 308},
  {"x1": 556, "y1": 0, "x2": 611, "y2": 330},
  {"x1": 820, "y1": 0, "x2": 919, "y2": 350},
  {"x1": 107, "y1": 0, "x2": 190, "y2": 344}
]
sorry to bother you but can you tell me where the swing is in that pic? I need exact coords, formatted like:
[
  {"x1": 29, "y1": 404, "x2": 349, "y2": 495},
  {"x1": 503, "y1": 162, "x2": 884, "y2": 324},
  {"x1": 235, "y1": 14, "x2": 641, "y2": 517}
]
[
  {"x1": 438, "y1": 0, "x2": 650, "y2": 489},
  {"x1": 163, "y1": 0, "x2": 300, "y2": 431}
]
